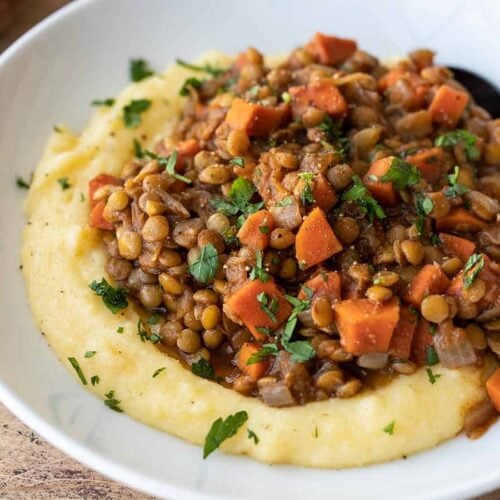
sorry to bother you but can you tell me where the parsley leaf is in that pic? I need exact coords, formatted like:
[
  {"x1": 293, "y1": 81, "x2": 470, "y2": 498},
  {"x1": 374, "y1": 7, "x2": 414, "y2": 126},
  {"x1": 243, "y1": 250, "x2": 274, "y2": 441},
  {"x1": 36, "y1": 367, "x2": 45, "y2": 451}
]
[
  {"x1": 415, "y1": 194, "x2": 434, "y2": 237},
  {"x1": 257, "y1": 292, "x2": 279, "y2": 322},
  {"x1": 249, "y1": 250, "x2": 270, "y2": 283},
  {"x1": 153, "y1": 367, "x2": 166, "y2": 378},
  {"x1": 188, "y1": 243, "x2": 219, "y2": 284},
  {"x1": 275, "y1": 196, "x2": 293, "y2": 208},
  {"x1": 229, "y1": 157, "x2": 245, "y2": 168},
  {"x1": 426, "y1": 368, "x2": 441, "y2": 385},
  {"x1": 247, "y1": 429, "x2": 259, "y2": 444},
  {"x1": 425, "y1": 345, "x2": 439, "y2": 366},
  {"x1": 137, "y1": 319, "x2": 161, "y2": 343},
  {"x1": 123, "y1": 99, "x2": 151, "y2": 128},
  {"x1": 380, "y1": 157, "x2": 421, "y2": 189},
  {"x1": 210, "y1": 178, "x2": 263, "y2": 218},
  {"x1": 298, "y1": 172, "x2": 315, "y2": 206},
  {"x1": 84, "y1": 351, "x2": 97, "y2": 358},
  {"x1": 342, "y1": 175, "x2": 386, "y2": 222},
  {"x1": 463, "y1": 253, "x2": 484, "y2": 289},
  {"x1": 130, "y1": 59, "x2": 155, "y2": 82},
  {"x1": 57, "y1": 177, "x2": 71, "y2": 190},
  {"x1": 116, "y1": 326, "x2": 124, "y2": 334},
  {"x1": 203, "y1": 411, "x2": 248, "y2": 458},
  {"x1": 144, "y1": 149, "x2": 192, "y2": 184},
  {"x1": 317, "y1": 116, "x2": 349, "y2": 159},
  {"x1": 179, "y1": 77, "x2": 203, "y2": 96},
  {"x1": 104, "y1": 390, "x2": 123, "y2": 412},
  {"x1": 133, "y1": 138, "x2": 145, "y2": 158},
  {"x1": 246, "y1": 343, "x2": 279, "y2": 365},
  {"x1": 435, "y1": 130, "x2": 480, "y2": 161},
  {"x1": 444, "y1": 166, "x2": 470, "y2": 198},
  {"x1": 383, "y1": 421, "x2": 395, "y2": 435},
  {"x1": 91, "y1": 375, "x2": 100, "y2": 386},
  {"x1": 89, "y1": 278, "x2": 128, "y2": 314},
  {"x1": 281, "y1": 91, "x2": 292, "y2": 103},
  {"x1": 91, "y1": 98, "x2": 115, "y2": 107},
  {"x1": 176, "y1": 59, "x2": 225, "y2": 77},
  {"x1": 16, "y1": 175, "x2": 31, "y2": 189},
  {"x1": 191, "y1": 358, "x2": 216, "y2": 379},
  {"x1": 68, "y1": 357, "x2": 87, "y2": 385}
]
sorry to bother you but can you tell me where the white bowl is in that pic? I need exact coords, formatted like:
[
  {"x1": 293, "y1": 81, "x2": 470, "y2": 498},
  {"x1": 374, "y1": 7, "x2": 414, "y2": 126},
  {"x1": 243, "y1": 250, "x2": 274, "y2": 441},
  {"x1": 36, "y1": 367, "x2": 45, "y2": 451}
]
[{"x1": 1, "y1": 0, "x2": 499, "y2": 498}]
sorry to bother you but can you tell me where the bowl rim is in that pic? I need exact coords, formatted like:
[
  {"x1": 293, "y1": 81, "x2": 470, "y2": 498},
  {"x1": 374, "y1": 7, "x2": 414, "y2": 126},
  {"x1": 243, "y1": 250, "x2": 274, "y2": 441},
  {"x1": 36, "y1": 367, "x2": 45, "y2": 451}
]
[{"x1": 1, "y1": 1, "x2": 500, "y2": 498}]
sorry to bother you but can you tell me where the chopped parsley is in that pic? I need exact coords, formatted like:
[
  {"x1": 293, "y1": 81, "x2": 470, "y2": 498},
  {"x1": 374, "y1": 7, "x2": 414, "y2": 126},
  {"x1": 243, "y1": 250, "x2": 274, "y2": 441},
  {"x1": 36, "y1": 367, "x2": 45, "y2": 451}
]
[
  {"x1": 426, "y1": 368, "x2": 441, "y2": 385},
  {"x1": 176, "y1": 59, "x2": 225, "y2": 77},
  {"x1": 16, "y1": 175, "x2": 31, "y2": 189},
  {"x1": 133, "y1": 138, "x2": 145, "y2": 158},
  {"x1": 203, "y1": 410, "x2": 248, "y2": 458},
  {"x1": 123, "y1": 99, "x2": 152, "y2": 128},
  {"x1": 383, "y1": 421, "x2": 395, "y2": 435},
  {"x1": 463, "y1": 253, "x2": 484, "y2": 289},
  {"x1": 380, "y1": 157, "x2": 421, "y2": 189},
  {"x1": 147, "y1": 313, "x2": 161, "y2": 325},
  {"x1": 255, "y1": 326, "x2": 273, "y2": 336},
  {"x1": 91, "y1": 98, "x2": 115, "y2": 107},
  {"x1": 444, "y1": 166, "x2": 470, "y2": 198},
  {"x1": 179, "y1": 77, "x2": 203, "y2": 96},
  {"x1": 257, "y1": 292, "x2": 278, "y2": 322},
  {"x1": 435, "y1": 130, "x2": 480, "y2": 161},
  {"x1": 425, "y1": 345, "x2": 439, "y2": 366},
  {"x1": 210, "y1": 177, "x2": 263, "y2": 220},
  {"x1": 84, "y1": 351, "x2": 97, "y2": 358},
  {"x1": 57, "y1": 177, "x2": 71, "y2": 190},
  {"x1": 247, "y1": 429, "x2": 259, "y2": 444},
  {"x1": 341, "y1": 175, "x2": 386, "y2": 222},
  {"x1": 415, "y1": 194, "x2": 434, "y2": 237},
  {"x1": 116, "y1": 326, "x2": 124, "y2": 334},
  {"x1": 298, "y1": 172, "x2": 315, "y2": 206},
  {"x1": 68, "y1": 357, "x2": 87, "y2": 385},
  {"x1": 317, "y1": 116, "x2": 349, "y2": 159},
  {"x1": 130, "y1": 59, "x2": 155, "y2": 82},
  {"x1": 249, "y1": 250, "x2": 270, "y2": 283},
  {"x1": 145, "y1": 149, "x2": 192, "y2": 184},
  {"x1": 246, "y1": 343, "x2": 279, "y2": 365},
  {"x1": 191, "y1": 358, "x2": 216, "y2": 380},
  {"x1": 153, "y1": 367, "x2": 166, "y2": 378},
  {"x1": 91, "y1": 375, "x2": 100, "y2": 386},
  {"x1": 259, "y1": 225, "x2": 270, "y2": 234},
  {"x1": 104, "y1": 390, "x2": 123, "y2": 412},
  {"x1": 275, "y1": 196, "x2": 293, "y2": 208},
  {"x1": 137, "y1": 319, "x2": 161, "y2": 343},
  {"x1": 281, "y1": 91, "x2": 292, "y2": 103},
  {"x1": 188, "y1": 243, "x2": 219, "y2": 284},
  {"x1": 89, "y1": 278, "x2": 128, "y2": 314},
  {"x1": 229, "y1": 156, "x2": 245, "y2": 168}
]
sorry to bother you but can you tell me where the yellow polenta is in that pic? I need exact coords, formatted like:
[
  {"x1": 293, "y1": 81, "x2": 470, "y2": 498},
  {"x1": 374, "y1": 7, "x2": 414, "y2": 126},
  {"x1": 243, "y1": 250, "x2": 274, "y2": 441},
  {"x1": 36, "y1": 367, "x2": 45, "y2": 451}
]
[{"x1": 21, "y1": 52, "x2": 484, "y2": 468}]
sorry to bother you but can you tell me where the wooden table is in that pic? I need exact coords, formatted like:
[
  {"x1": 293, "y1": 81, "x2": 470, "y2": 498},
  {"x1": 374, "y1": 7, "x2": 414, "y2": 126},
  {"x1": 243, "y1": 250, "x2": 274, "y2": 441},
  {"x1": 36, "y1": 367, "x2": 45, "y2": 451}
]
[{"x1": 0, "y1": 2, "x2": 498, "y2": 499}]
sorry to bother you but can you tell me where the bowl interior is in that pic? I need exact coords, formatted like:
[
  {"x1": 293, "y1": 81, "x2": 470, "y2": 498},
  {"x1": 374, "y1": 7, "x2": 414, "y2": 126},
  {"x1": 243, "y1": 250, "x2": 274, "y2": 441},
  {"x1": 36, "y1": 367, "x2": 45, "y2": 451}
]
[{"x1": 0, "y1": 0, "x2": 499, "y2": 498}]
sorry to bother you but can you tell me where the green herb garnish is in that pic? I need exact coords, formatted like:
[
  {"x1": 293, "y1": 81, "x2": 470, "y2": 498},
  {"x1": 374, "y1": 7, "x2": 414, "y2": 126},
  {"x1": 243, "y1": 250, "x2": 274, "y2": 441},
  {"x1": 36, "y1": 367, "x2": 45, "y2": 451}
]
[
  {"x1": 275, "y1": 196, "x2": 293, "y2": 208},
  {"x1": 191, "y1": 358, "x2": 216, "y2": 380},
  {"x1": 281, "y1": 91, "x2": 292, "y2": 103},
  {"x1": 246, "y1": 343, "x2": 279, "y2": 365},
  {"x1": 104, "y1": 390, "x2": 123, "y2": 412},
  {"x1": 130, "y1": 59, "x2": 155, "y2": 82},
  {"x1": 84, "y1": 351, "x2": 97, "y2": 358},
  {"x1": 188, "y1": 243, "x2": 219, "y2": 284},
  {"x1": 89, "y1": 278, "x2": 128, "y2": 314},
  {"x1": 16, "y1": 175, "x2": 31, "y2": 189},
  {"x1": 257, "y1": 292, "x2": 279, "y2": 322},
  {"x1": 203, "y1": 411, "x2": 248, "y2": 458},
  {"x1": 133, "y1": 138, "x2": 145, "y2": 158},
  {"x1": 415, "y1": 194, "x2": 434, "y2": 237},
  {"x1": 91, "y1": 375, "x2": 100, "y2": 386},
  {"x1": 463, "y1": 253, "x2": 484, "y2": 289},
  {"x1": 383, "y1": 421, "x2": 395, "y2": 435},
  {"x1": 380, "y1": 157, "x2": 421, "y2": 189},
  {"x1": 68, "y1": 357, "x2": 87, "y2": 385},
  {"x1": 247, "y1": 429, "x2": 259, "y2": 444},
  {"x1": 117, "y1": 326, "x2": 124, "y2": 334},
  {"x1": 210, "y1": 177, "x2": 263, "y2": 218},
  {"x1": 144, "y1": 149, "x2": 192, "y2": 184},
  {"x1": 57, "y1": 177, "x2": 71, "y2": 190},
  {"x1": 176, "y1": 59, "x2": 225, "y2": 77},
  {"x1": 435, "y1": 130, "x2": 480, "y2": 161},
  {"x1": 123, "y1": 99, "x2": 151, "y2": 128},
  {"x1": 153, "y1": 367, "x2": 166, "y2": 378},
  {"x1": 259, "y1": 225, "x2": 270, "y2": 234},
  {"x1": 444, "y1": 166, "x2": 470, "y2": 198},
  {"x1": 229, "y1": 157, "x2": 245, "y2": 168},
  {"x1": 298, "y1": 172, "x2": 315, "y2": 206},
  {"x1": 426, "y1": 368, "x2": 441, "y2": 385},
  {"x1": 342, "y1": 175, "x2": 386, "y2": 222},
  {"x1": 179, "y1": 77, "x2": 203, "y2": 96},
  {"x1": 425, "y1": 345, "x2": 439, "y2": 366},
  {"x1": 249, "y1": 250, "x2": 270, "y2": 283},
  {"x1": 91, "y1": 98, "x2": 115, "y2": 107}
]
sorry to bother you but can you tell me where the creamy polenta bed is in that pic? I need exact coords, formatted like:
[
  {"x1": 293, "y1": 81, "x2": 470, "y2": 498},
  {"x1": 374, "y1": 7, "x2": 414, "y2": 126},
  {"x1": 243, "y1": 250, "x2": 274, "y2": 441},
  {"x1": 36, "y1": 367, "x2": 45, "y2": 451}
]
[{"x1": 21, "y1": 33, "x2": 500, "y2": 467}]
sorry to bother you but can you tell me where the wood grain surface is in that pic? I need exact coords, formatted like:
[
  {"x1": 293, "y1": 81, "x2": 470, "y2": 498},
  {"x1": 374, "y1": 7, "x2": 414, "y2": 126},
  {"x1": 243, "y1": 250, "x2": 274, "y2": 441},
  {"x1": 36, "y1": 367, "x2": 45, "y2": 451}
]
[{"x1": 0, "y1": 2, "x2": 499, "y2": 499}]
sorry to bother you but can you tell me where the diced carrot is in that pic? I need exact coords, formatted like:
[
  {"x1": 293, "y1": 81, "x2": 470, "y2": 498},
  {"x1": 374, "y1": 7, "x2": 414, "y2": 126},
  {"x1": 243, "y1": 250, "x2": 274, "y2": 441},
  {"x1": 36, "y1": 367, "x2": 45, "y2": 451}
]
[
  {"x1": 88, "y1": 174, "x2": 122, "y2": 208},
  {"x1": 312, "y1": 174, "x2": 337, "y2": 211},
  {"x1": 298, "y1": 270, "x2": 341, "y2": 302},
  {"x1": 388, "y1": 307, "x2": 418, "y2": 359},
  {"x1": 238, "y1": 342, "x2": 269, "y2": 379},
  {"x1": 333, "y1": 298, "x2": 400, "y2": 355},
  {"x1": 377, "y1": 68, "x2": 406, "y2": 92},
  {"x1": 435, "y1": 208, "x2": 488, "y2": 233},
  {"x1": 89, "y1": 201, "x2": 114, "y2": 231},
  {"x1": 225, "y1": 97, "x2": 285, "y2": 137},
  {"x1": 226, "y1": 279, "x2": 292, "y2": 340},
  {"x1": 378, "y1": 70, "x2": 429, "y2": 109},
  {"x1": 363, "y1": 156, "x2": 398, "y2": 206},
  {"x1": 439, "y1": 233, "x2": 476, "y2": 263},
  {"x1": 237, "y1": 210, "x2": 275, "y2": 250},
  {"x1": 305, "y1": 32, "x2": 357, "y2": 65},
  {"x1": 406, "y1": 147, "x2": 444, "y2": 184},
  {"x1": 289, "y1": 79, "x2": 347, "y2": 117},
  {"x1": 410, "y1": 319, "x2": 434, "y2": 366},
  {"x1": 486, "y1": 368, "x2": 500, "y2": 412},
  {"x1": 404, "y1": 263, "x2": 451, "y2": 307},
  {"x1": 295, "y1": 207, "x2": 343, "y2": 269},
  {"x1": 429, "y1": 84, "x2": 468, "y2": 126}
]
